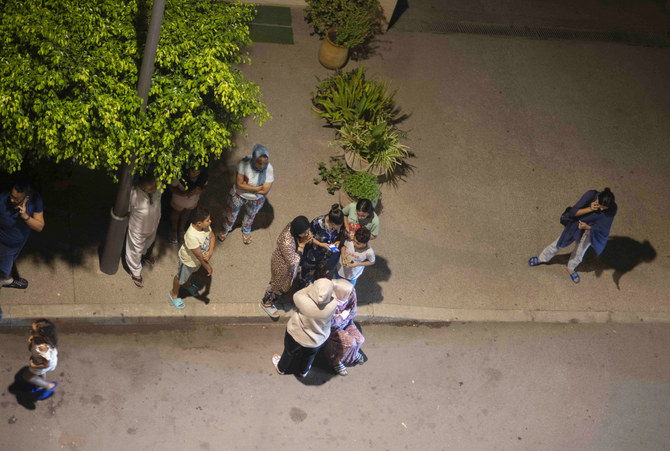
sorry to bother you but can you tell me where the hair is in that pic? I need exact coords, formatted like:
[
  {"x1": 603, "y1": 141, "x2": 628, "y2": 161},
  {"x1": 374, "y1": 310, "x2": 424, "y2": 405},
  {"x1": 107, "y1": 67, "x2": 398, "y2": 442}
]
[
  {"x1": 598, "y1": 187, "x2": 615, "y2": 208},
  {"x1": 192, "y1": 206, "x2": 210, "y2": 224},
  {"x1": 355, "y1": 199, "x2": 374, "y2": 215},
  {"x1": 354, "y1": 227, "x2": 371, "y2": 244},
  {"x1": 327, "y1": 203, "x2": 344, "y2": 226},
  {"x1": 12, "y1": 180, "x2": 32, "y2": 195},
  {"x1": 33, "y1": 318, "x2": 58, "y2": 347},
  {"x1": 136, "y1": 172, "x2": 156, "y2": 186}
]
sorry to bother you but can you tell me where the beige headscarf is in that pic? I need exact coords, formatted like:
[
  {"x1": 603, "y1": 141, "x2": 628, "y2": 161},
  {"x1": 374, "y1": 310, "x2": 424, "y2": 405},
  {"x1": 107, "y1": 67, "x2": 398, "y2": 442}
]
[{"x1": 331, "y1": 279, "x2": 354, "y2": 302}]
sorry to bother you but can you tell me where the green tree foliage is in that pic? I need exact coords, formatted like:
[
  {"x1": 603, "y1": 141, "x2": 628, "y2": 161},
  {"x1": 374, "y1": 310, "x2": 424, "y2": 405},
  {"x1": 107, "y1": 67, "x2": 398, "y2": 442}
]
[{"x1": 0, "y1": 0, "x2": 269, "y2": 183}]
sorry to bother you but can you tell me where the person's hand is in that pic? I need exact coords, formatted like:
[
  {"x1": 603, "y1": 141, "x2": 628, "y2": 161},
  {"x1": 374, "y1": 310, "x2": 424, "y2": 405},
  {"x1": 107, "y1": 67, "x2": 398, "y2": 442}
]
[
  {"x1": 16, "y1": 196, "x2": 29, "y2": 218},
  {"x1": 578, "y1": 220, "x2": 590, "y2": 230},
  {"x1": 334, "y1": 240, "x2": 340, "y2": 248},
  {"x1": 299, "y1": 232, "x2": 313, "y2": 245},
  {"x1": 590, "y1": 201, "x2": 601, "y2": 211},
  {"x1": 204, "y1": 262, "x2": 213, "y2": 276}
]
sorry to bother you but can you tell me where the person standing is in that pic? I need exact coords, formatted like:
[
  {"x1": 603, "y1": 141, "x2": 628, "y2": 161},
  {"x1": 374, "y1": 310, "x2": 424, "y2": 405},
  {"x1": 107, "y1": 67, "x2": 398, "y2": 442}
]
[
  {"x1": 0, "y1": 181, "x2": 45, "y2": 290},
  {"x1": 272, "y1": 278, "x2": 337, "y2": 377},
  {"x1": 260, "y1": 216, "x2": 312, "y2": 319},
  {"x1": 529, "y1": 188, "x2": 617, "y2": 284},
  {"x1": 217, "y1": 144, "x2": 274, "y2": 245},
  {"x1": 297, "y1": 204, "x2": 344, "y2": 286},
  {"x1": 169, "y1": 167, "x2": 208, "y2": 244},
  {"x1": 125, "y1": 174, "x2": 162, "y2": 288},
  {"x1": 342, "y1": 199, "x2": 379, "y2": 240}
]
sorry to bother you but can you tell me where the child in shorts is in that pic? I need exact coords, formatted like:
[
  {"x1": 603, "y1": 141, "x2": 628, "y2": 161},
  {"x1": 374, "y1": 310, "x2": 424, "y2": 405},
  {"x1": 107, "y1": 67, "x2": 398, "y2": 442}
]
[
  {"x1": 22, "y1": 318, "x2": 59, "y2": 400},
  {"x1": 169, "y1": 207, "x2": 215, "y2": 309},
  {"x1": 335, "y1": 227, "x2": 375, "y2": 287}
]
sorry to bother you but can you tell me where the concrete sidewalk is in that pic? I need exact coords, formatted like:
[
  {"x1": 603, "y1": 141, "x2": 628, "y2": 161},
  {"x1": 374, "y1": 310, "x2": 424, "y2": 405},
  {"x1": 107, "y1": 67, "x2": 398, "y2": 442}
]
[{"x1": 1, "y1": 6, "x2": 670, "y2": 326}]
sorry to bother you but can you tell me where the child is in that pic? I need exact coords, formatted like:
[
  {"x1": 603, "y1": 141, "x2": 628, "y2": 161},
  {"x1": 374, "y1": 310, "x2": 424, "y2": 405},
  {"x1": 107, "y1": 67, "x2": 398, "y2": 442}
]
[
  {"x1": 22, "y1": 318, "x2": 58, "y2": 400},
  {"x1": 335, "y1": 227, "x2": 375, "y2": 287},
  {"x1": 169, "y1": 206, "x2": 215, "y2": 309},
  {"x1": 126, "y1": 174, "x2": 162, "y2": 288}
]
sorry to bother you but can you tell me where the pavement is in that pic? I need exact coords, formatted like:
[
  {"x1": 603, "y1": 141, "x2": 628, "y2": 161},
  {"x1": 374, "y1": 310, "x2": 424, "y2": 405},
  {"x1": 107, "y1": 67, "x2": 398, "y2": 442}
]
[{"x1": 1, "y1": 1, "x2": 670, "y2": 326}]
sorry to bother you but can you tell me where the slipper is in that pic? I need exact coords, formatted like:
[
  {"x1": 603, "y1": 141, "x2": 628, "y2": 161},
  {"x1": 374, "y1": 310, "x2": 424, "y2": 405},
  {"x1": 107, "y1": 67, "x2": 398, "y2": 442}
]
[
  {"x1": 570, "y1": 272, "x2": 580, "y2": 284},
  {"x1": 333, "y1": 363, "x2": 348, "y2": 376},
  {"x1": 242, "y1": 233, "x2": 252, "y2": 245},
  {"x1": 354, "y1": 352, "x2": 367, "y2": 366},
  {"x1": 169, "y1": 293, "x2": 185, "y2": 309},
  {"x1": 217, "y1": 231, "x2": 228, "y2": 242},
  {"x1": 528, "y1": 257, "x2": 540, "y2": 267},
  {"x1": 185, "y1": 282, "x2": 201, "y2": 297},
  {"x1": 4, "y1": 277, "x2": 28, "y2": 289},
  {"x1": 168, "y1": 233, "x2": 179, "y2": 245},
  {"x1": 260, "y1": 302, "x2": 280, "y2": 319},
  {"x1": 37, "y1": 382, "x2": 58, "y2": 400},
  {"x1": 142, "y1": 256, "x2": 156, "y2": 266},
  {"x1": 131, "y1": 275, "x2": 143, "y2": 288},
  {"x1": 29, "y1": 385, "x2": 45, "y2": 393},
  {"x1": 272, "y1": 354, "x2": 285, "y2": 375},
  {"x1": 298, "y1": 368, "x2": 310, "y2": 378}
]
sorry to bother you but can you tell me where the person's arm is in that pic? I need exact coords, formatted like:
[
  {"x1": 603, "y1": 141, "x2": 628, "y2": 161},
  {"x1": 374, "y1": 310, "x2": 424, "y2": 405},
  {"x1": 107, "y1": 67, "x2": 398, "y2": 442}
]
[
  {"x1": 235, "y1": 173, "x2": 262, "y2": 193},
  {"x1": 18, "y1": 198, "x2": 44, "y2": 232},
  {"x1": 351, "y1": 260, "x2": 374, "y2": 268},
  {"x1": 190, "y1": 246, "x2": 212, "y2": 276},
  {"x1": 256, "y1": 181, "x2": 272, "y2": 196},
  {"x1": 204, "y1": 231, "x2": 216, "y2": 261}
]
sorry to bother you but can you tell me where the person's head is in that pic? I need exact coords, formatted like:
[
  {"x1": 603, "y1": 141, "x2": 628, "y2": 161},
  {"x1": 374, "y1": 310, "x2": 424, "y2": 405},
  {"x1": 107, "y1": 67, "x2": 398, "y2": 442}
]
[
  {"x1": 290, "y1": 216, "x2": 310, "y2": 240},
  {"x1": 192, "y1": 206, "x2": 211, "y2": 229},
  {"x1": 251, "y1": 144, "x2": 270, "y2": 171},
  {"x1": 597, "y1": 188, "x2": 615, "y2": 210},
  {"x1": 31, "y1": 318, "x2": 57, "y2": 347},
  {"x1": 9, "y1": 181, "x2": 32, "y2": 206},
  {"x1": 187, "y1": 167, "x2": 201, "y2": 179},
  {"x1": 307, "y1": 278, "x2": 334, "y2": 307},
  {"x1": 326, "y1": 203, "x2": 344, "y2": 227},
  {"x1": 355, "y1": 199, "x2": 374, "y2": 221},
  {"x1": 353, "y1": 227, "x2": 371, "y2": 249},
  {"x1": 331, "y1": 278, "x2": 354, "y2": 302},
  {"x1": 137, "y1": 174, "x2": 158, "y2": 194}
]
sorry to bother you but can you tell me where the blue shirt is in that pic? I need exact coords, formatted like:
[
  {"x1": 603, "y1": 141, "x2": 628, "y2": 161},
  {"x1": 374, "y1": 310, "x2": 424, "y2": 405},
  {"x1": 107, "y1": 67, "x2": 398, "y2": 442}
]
[{"x1": 0, "y1": 191, "x2": 43, "y2": 248}]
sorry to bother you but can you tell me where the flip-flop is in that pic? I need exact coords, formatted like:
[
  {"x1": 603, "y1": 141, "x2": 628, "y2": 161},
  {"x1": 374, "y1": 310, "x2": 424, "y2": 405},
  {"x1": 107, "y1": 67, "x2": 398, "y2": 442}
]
[
  {"x1": 260, "y1": 302, "x2": 280, "y2": 319},
  {"x1": 528, "y1": 257, "x2": 540, "y2": 266},
  {"x1": 242, "y1": 233, "x2": 252, "y2": 245},
  {"x1": 131, "y1": 275, "x2": 143, "y2": 288},
  {"x1": 169, "y1": 293, "x2": 185, "y2": 309},
  {"x1": 37, "y1": 382, "x2": 58, "y2": 400},
  {"x1": 570, "y1": 272, "x2": 581, "y2": 284},
  {"x1": 142, "y1": 256, "x2": 156, "y2": 266},
  {"x1": 272, "y1": 354, "x2": 285, "y2": 375},
  {"x1": 217, "y1": 231, "x2": 228, "y2": 242},
  {"x1": 333, "y1": 363, "x2": 348, "y2": 376}
]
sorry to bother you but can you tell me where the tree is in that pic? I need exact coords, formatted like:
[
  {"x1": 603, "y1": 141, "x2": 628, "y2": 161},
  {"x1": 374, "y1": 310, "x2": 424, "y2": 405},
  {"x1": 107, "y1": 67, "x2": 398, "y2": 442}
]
[{"x1": 0, "y1": 0, "x2": 269, "y2": 184}]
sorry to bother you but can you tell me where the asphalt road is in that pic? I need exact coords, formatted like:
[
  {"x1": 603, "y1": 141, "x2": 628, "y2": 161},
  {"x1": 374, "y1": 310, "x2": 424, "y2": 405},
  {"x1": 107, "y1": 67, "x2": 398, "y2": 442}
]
[{"x1": 1, "y1": 322, "x2": 669, "y2": 450}]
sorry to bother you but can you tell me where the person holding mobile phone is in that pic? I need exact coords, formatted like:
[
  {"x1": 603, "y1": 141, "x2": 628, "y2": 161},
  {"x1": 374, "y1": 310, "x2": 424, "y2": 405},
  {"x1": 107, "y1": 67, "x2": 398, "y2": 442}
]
[{"x1": 0, "y1": 181, "x2": 45, "y2": 290}]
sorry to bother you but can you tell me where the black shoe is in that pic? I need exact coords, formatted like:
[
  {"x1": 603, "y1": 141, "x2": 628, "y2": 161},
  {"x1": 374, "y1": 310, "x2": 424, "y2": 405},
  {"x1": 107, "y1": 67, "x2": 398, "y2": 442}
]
[{"x1": 5, "y1": 278, "x2": 28, "y2": 289}]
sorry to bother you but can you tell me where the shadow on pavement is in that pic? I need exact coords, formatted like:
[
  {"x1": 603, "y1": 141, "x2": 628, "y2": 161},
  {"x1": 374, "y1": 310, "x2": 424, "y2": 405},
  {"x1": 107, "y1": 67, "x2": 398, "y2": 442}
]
[
  {"x1": 355, "y1": 255, "x2": 391, "y2": 305},
  {"x1": 548, "y1": 236, "x2": 657, "y2": 289},
  {"x1": 7, "y1": 366, "x2": 39, "y2": 410}
]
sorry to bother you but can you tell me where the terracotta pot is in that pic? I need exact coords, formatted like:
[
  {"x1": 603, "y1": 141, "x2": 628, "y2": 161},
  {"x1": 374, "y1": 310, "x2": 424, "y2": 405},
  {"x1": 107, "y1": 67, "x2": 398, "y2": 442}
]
[
  {"x1": 343, "y1": 148, "x2": 386, "y2": 176},
  {"x1": 318, "y1": 29, "x2": 349, "y2": 70}
]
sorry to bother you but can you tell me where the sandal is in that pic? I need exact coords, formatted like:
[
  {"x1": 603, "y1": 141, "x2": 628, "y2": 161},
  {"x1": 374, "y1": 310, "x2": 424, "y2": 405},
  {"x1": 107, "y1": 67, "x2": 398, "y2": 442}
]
[
  {"x1": 569, "y1": 271, "x2": 581, "y2": 284},
  {"x1": 242, "y1": 233, "x2": 252, "y2": 245},
  {"x1": 217, "y1": 231, "x2": 228, "y2": 242},
  {"x1": 4, "y1": 277, "x2": 28, "y2": 289},
  {"x1": 528, "y1": 256, "x2": 540, "y2": 267},
  {"x1": 169, "y1": 293, "x2": 185, "y2": 309},
  {"x1": 272, "y1": 354, "x2": 285, "y2": 375},
  {"x1": 354, "y1": 352, "x2": 366, "y2": 365},
  {"x1": 260, "y1": 302, "x2": 280, "y2": 319},
  {"x1": 131, "y1": 275, "x2": 144, "y2": 288},
  {"x1": 333, "y1": 363, "x2": 348, "y2": 376},
  {"x1": 142, "y1": 255, "x2": 156, "y2": 266},
  {"x1": 37, "y1": 382, "x2": 58, "y2": 400}
]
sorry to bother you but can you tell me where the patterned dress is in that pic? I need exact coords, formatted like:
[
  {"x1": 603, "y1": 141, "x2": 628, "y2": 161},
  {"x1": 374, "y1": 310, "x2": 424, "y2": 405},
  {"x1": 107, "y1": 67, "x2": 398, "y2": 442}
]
[
  {"x1": 323, "y1": 289, "x2": 365, "y2": 365},
  {"x1": 269, "y1": 223, "x2": 301, "y2": 294}
]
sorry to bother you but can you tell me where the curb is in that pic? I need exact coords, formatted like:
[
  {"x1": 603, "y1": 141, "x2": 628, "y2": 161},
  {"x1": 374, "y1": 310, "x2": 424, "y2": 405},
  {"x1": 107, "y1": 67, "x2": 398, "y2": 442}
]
[{"x1": 2, "y1": 303, "x2": 669, "y2": 327}]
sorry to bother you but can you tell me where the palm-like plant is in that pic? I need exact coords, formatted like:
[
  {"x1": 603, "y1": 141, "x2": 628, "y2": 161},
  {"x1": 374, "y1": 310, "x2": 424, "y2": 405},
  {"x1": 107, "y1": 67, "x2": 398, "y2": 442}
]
[{"x1": 338, "y1": 119, "x2": 409, "y2": 176}]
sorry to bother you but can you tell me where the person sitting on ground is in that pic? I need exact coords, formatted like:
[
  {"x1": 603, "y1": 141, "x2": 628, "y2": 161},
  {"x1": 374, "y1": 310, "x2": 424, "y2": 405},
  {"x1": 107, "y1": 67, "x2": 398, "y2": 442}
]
[
  {"x1": 169, "y1": 166, "x2": 208, "y2": 244},
  {"x1": 22, "y1": 318, "x2": 59, "y2": 400},
  {"x1": 335, "y1": 227, "x2": 375, "y2": 287},
  {"x1": 529, "y1": 187, "x2": 617, "y2": 284},
  {"x1": 218, "y1": 144, "x2": 274, "y2": 245},
  {"x1": 169, "y1": 207, "x2": 215, "y2": 309},
  {"x1": 342, "y1": 199, "x2": 379, "y2": 241},
  {"x1": 126, "y1": 174, "x2": 162, "y2": 288},
  {"x1": 298, "y1": 203, "x2": 344, "y2": 286},
  {"x1": 0, "y1": 181, "x2": 45, "y2": 290},
  {"x1": 272, "y1": 278, "x2": 337, "y2": 377},
  {"x1": 323, "y1": 279, "x2": 366, "y2": 376},
  {"x1": 260, "y1": 216, "x2": 312, "y2": 319}
]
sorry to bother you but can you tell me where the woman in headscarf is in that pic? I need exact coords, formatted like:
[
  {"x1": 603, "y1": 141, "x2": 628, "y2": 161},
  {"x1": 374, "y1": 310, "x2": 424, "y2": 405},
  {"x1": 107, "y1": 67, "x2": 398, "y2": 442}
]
[
  {"x1": 297, "y1": 203, "x2": 344, "y2": 287},
  {"x1": 322, "y1": 279, "x2": 366, "y2": 376},
  {"x1": 272, "y1": 278, "x2": 337, "y2": 377},
  {"x1": 126, "y1": 174, "x2": 162, "y2": 288},
  {"x1": 218, "y1": 144, "x2": 274, "y2": 245},
  {"x1": 529, "y1": 187, "x2": 617, "y2": 284},
  {"x1": 260, "y1": 216, "x2": 313, "y2": 319}
]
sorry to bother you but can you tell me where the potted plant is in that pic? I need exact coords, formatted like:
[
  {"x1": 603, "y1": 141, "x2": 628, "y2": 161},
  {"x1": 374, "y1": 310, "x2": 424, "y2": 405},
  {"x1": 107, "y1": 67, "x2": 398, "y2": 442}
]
[
  {"x1": 305, "y1": 0, "x2": 382, "y2": 69},
  {"x1": 340, "y1": 170, "x2": 380, "y2": 207},
  {"x1": 313, "y1": 160, "x2": 352, "y2": 194}
]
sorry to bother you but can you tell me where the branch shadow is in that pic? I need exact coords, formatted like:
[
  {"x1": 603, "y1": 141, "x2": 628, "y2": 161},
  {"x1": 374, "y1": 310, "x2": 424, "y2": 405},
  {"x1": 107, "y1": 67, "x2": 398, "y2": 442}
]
[{"x1": 545, "y1": 236, "x2": 656, "y2": 289}]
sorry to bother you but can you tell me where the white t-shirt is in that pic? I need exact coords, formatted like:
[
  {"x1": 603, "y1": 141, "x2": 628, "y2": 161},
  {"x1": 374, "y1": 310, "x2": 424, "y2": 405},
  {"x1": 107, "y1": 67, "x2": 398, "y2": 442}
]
[
  {"x1": 336, "y1": 239, "x2": 375, "y2": 281},
  {"x1": 178, "y1": 224, "x2": 211, "y2": 268},
  {"x1": 234, "y1": 159, "x2": 274, "y2": 201}
]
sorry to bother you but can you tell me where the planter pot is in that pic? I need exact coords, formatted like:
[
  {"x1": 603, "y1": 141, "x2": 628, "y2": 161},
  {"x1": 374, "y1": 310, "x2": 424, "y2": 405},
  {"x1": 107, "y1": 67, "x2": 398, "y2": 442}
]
[
  {"x1": 339, "y1": 185, "x2": 379, "y2": 209},
  {"x1": 343, "y1": 148, "x2": 386, "y2": 176},
  {"x1": 318, "y1": 29, "x2": 349, "y2": 70}
]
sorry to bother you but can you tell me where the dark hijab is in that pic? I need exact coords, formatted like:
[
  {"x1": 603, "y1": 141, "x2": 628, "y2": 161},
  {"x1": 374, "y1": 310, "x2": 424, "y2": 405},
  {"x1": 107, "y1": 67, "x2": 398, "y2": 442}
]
[{"x1": 290, "y1": 216, "x2": 310, "y2": 247}]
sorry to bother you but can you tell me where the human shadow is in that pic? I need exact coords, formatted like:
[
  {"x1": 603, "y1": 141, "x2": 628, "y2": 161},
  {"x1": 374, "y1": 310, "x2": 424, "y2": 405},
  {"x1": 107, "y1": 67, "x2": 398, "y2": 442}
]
[
  {"x1": 295, "y1": 349, "x2": 337, "y2": 386},
  {"x1": 7, "y1": 366, "x2": 39, "y2": 410},
  {"x1": 355, "y1": 255, "x2": 391, "y2": 305},
  {"x1": 546, "y1": 236, "x2": 656, "y2": 289}
]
